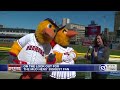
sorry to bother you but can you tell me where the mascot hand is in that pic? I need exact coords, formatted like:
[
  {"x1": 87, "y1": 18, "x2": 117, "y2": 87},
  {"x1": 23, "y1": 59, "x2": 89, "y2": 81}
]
[
  {"x1": 8, "y1": 53, "x2": 18, "y2": 64},
  {"x1": 8, "y1": 53, "x2": 27, "y2": 64},
  {"x1": 69, "y1": 52, "x2": 76, "y2": 59},
  {"x1": 62, "y1": 53, "x2": 72, "y2": 62},
  {"x1": 47, "y1": 53, "x2": 56, "y2": 64},
  {"x1": 62, "y1": 52, "x2": 76, "y2": 62}
]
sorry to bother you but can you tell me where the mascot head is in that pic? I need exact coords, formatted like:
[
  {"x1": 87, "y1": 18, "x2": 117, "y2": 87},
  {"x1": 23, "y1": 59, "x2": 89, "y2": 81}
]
[
  {"x1": 35, "y1": 18, "x2": 59, "y2": 44},
  {"x1": 54, "y1": 26, "x2": 78, "y2": 47}
]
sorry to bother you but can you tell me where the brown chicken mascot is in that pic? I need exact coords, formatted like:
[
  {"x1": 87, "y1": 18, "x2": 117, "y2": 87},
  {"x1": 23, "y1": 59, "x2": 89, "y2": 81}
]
[
  {"x1": 9, "y1": 18, "x2": 59, "y2": 79},
  {"x1": 50, "y1": 26, "x2": 78, "y2": 79}
]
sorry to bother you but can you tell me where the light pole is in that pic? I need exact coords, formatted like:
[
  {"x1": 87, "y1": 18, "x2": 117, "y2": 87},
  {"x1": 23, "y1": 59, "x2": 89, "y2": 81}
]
[{"x1": 103, "y1": 15, "x2": 106, "y2": 31}]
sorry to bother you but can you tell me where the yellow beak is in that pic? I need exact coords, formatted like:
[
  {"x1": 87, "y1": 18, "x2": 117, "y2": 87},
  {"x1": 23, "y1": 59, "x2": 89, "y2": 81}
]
[{"x1": 42, "y1": 28, "x2": 55, "y2": 39}]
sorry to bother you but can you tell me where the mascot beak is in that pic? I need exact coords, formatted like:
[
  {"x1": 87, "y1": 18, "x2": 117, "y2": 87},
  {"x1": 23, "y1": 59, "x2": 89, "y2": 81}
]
[
  {"x1": 42, "y1": 28, "x2": 55, "y2": 39},
  {"x1": 66, "y1": 30, "x2": 78, "y2": 38}
]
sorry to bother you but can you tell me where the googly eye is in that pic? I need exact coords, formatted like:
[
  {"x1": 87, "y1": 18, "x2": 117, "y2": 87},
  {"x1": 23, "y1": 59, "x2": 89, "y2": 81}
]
[
  {"x1": 62, "y1": 29, "x2": 67, "y2": 32},
  {"x1": 47, "y1": 24, "x2": 52, "y2": 28}
]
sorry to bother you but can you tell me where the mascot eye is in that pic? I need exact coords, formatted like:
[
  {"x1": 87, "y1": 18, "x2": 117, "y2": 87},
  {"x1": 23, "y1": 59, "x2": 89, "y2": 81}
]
[
  {"x1": 62, "y1": 29, "x2": 67, "y2": 32},
  {"x1": 47, "y1": 24, "x2": 52, "y2": 28},
  {"x1": 54, "y1": 29, "x2": 56, "y2": 32}
]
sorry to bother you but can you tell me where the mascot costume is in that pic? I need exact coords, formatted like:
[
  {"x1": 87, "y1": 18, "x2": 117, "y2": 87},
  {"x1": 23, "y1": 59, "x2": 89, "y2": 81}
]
[
  {"x1": 9, "y1": 18, "x2": 59, "y2": 79},
  {"x1": 50, "y1": 26, "x2": 78, "y2": 79}
]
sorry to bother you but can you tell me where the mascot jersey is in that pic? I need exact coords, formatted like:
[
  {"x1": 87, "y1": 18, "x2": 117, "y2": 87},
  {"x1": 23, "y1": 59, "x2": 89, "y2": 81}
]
[
  {"x1": 50, "y1": 44, "x2": 76, "y2": 79},
  {"x1": 17, "y1": 33, "x2": 52, "y2": 64}
]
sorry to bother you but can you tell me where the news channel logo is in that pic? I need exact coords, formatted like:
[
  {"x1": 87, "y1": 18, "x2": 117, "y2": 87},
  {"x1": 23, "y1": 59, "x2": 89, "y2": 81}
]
[
  {"x1": 8, "y1": 64, "x2": 21, "y2": 72},
  {"x1": 99, "y1": 64, "x2": 117, "y2": 71}
]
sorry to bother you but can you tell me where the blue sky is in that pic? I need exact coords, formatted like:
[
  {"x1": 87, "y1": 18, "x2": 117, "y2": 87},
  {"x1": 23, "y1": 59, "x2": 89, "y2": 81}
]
[{"x1": 0, "y1": 11, "x2": 115, "y2": 32}]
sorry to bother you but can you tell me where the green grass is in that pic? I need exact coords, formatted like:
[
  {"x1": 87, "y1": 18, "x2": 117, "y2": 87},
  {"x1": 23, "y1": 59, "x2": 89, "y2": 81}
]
[
  {"x1": 110, "y1": 49, "x2": 120, "y2": 55},
  {"x1": 71, "y1": 44, "x2": 120, "y2": 56},
  {"x1": 0, "y1": 60, "x2": 8, "y2": 64},
  {"x1": 0, "y1": 52, "x2": 9, "y2": 64},
  {"x1": 70, "y1": 44, "x2": 88, "y2": 53}
]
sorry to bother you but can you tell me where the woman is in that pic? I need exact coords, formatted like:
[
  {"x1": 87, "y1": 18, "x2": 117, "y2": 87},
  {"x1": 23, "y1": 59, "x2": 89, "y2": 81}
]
[{"x1": 91, "y1": 34, "x2": 110, "y2": 79}]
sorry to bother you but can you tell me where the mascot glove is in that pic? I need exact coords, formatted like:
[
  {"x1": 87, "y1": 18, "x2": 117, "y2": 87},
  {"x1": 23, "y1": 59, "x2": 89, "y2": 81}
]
[
  {"x1": 69, "y1": 52, "x2": 76, "y2": 59},
  {"x1": 47, "y1": 53, "x2": 56, "y2": 64},
  {"x1": 62, "y1": 54, "x2": 72, "y2": 63},
  {"x1": 8, "y1": 53, "x2": 18, "y2": 64}
]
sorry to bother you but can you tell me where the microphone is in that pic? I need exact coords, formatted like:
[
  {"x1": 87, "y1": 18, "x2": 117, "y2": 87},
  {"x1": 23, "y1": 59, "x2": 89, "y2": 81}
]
[
  {"x1": 85, "y1": 45, "x2": 93, "y2": 59},
  {"x1": 88, "y1": 45, "x2": 93, "y2": 53}
]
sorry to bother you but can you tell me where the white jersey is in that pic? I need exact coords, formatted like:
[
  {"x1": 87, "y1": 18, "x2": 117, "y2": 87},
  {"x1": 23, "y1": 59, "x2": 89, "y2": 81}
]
[
  {"x1": 17, "y1": 33, "x2": 53, "y2": 64},
  {"x1": 53, "y1": 44, "x2": 74, "y2": 53},
  {"x1": 50, "y1": 44, "x2": 76, "y2": 79}
]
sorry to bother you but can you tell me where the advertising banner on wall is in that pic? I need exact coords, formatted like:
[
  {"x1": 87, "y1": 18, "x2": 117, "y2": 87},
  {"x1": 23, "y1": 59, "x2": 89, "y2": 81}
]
[{"x1": 86, "y1": 26, "x2": 101, "y2": 36}]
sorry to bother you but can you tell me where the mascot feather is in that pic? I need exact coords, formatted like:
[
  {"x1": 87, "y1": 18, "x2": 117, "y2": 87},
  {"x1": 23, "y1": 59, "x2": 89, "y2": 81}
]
[
  {"x1": 50, "y1": 26, "x2": 78, "y2": 79},
  {"x1": 9, "y1": 18, "x2": 59, "y2": 79}
]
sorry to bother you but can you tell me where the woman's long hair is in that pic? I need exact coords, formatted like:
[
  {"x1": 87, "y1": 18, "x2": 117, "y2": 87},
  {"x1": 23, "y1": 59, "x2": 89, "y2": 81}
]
[{"x1": 94, "y1": 34, "x2": 108, "y2": 47}]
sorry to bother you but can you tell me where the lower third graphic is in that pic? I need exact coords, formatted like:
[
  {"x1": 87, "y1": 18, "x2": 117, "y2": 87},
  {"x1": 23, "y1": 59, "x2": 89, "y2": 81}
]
[
  {"x1": 99, "y1": 64, "x2": 107, "y2": 71},
  {"x1": 99, "y1": 64, "x2": 117, "y2": 71}
]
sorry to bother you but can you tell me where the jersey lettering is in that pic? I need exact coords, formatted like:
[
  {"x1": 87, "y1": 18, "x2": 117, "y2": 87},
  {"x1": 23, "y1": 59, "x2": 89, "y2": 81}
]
[{"x1": 26, "y1": 45, "x2": 44, "y2": 56}]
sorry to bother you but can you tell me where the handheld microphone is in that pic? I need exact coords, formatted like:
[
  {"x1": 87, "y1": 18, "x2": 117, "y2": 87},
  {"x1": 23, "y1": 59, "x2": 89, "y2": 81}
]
[
  {"x1": 85, "y1": 45, "x2": 93, "y2": 60},
  {"x1": 88, "y1": 46, "x2": 93, "y2": 53}
]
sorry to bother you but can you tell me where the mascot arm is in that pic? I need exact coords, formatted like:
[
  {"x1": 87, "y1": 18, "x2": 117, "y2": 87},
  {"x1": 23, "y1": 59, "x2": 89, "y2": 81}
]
[
  {"x1": 61, "y1": 51, "x2": 78, "y2": 62},
  {"x1": 46, "y1": 53, "x2": 56, "y2": 64},
  {"x1": 8, "y1": 41, "x2": 22, "y2": 64},
  {"x1": 69, "y1": 50, "x2": 78, "y2": 61},
  {"x1": 9, "y1": 41, "x2": 22, "y2": 56},
  {"x1": 9, "y1": 34, "x2": 31, "y2": 64},
  {"x1": 9, "y1": 34, "x2": 31, "y2": 56},
  {"x1": 53, "y1": 51, "x2": 63, "y2": 63},
  {"x1": 53, "y1": 51, "x2": 78, "y2": 63}
]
